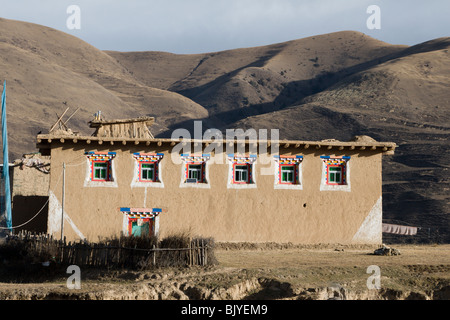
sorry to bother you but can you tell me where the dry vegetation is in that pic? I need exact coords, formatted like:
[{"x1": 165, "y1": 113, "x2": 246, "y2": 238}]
[{"x1": 0, "y1": 242, "x2": 448, "y2": 300}]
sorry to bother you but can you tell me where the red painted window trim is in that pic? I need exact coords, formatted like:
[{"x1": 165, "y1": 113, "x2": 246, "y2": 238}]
[
  {"x1": 326, "y1": 164, "x2": 345, "y2": 185},
  {"x1": 138, "y1": 160, "x2": 158, "y2": 182},
  {"x1": 233, "y1": 163, "x2": 251, "y2": 184},
  {"x1": 91, "y1": 160, "x2": 111, "y2": 182},
  {"x1": 186, "y1": 161, "x2": 205, "y2": 183},
  {"x1": 279, "y1": 163, "x2": 297, "y2": 185}
]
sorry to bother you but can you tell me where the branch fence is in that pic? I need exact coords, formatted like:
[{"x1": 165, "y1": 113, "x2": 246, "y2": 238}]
[{"x1": 3, "y1": 231, "x2": 214, "y2": 269}]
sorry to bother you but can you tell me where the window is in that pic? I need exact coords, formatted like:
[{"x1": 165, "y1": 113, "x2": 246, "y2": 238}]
[
  {"x1": 132, "y1": 153, "x2": 164, "y2": 187},
  {"x1": 234, "y1": 164, "x2": 249, "y2": 183},
  {"x1": 320, "y1": 156, "x2": 351, "y2": 191},
  {"x1": 187, "y1": 164, "x2": 203, "y2": 182},
  {"x1": 85, "y1": 152, "x2": 116, "y2": 187},
  {"x1": 140, "y1": 162, "x2": 155, "y2": 181},
  {"x1": 280, "y1": 165, "x2": 296, "y2": 184},
  {"x1": 227, "y1": 154, "x2": 257, "y2": 188},
  {"x1": 180, "y1": 154, "x2": 210, "y2": 187},
  {"x1": 273, "y1": 155, "x2": 303, "y2": 189},
  {"x1": 327, "y1": 165, "x2": 343, "y2": 185},
  {"x1": 92, "y1": 161, "x2": 110, "y2": 181}
]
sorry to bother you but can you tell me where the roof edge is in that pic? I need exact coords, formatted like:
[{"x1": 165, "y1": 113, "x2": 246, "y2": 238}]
[{"x1": 36, "y1": 134, "x2": 396, "y2": 154}]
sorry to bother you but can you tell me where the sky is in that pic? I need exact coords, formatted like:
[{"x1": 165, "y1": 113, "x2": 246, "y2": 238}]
[{"x1": 0, "y1": 0, "x2": 449, "y2": 54}]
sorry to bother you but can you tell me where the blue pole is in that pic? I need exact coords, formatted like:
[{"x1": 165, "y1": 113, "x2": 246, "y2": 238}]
[{"x1": 1, "y1": 80, "x2": 12, "y2": 232}]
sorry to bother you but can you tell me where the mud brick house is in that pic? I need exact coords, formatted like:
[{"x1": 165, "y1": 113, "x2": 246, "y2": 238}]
[{"x1": 36, "y1": 116, "x2": 396, "y2": 244}]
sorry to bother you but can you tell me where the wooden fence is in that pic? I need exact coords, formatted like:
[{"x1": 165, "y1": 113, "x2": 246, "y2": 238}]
[{"x1": 6, "y1": 231, "x2": 211, "y2": 269}]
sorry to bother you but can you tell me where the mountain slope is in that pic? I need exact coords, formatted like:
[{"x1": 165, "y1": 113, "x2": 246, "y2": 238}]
[
  {"x1": 109, "y1": 31, "x2": 409, "y2": 128},
  {"x1": 0, "y1": 18, "x2": 207, "y2": 158}
]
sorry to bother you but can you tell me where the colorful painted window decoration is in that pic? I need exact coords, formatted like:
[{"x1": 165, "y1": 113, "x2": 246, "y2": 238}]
[
  {"x1": 274, "y1": 155, "x2": 303, "y2": 185},
  {"x1": 120, "y1": 207, "x2": 162, "y2": 237},
  {"x1": 228, "y1": 154, "x2": 257, "y2": 184},
  {"x1": 234, "y1": 164, "x2": 249, "y2": 183},
  {"x1": 280, "y1": 165, "x2": 296, "y2": 183},
  {"x1": 133, "y1": 153, "x2": 164, "y2": 183},
  {"x1": 85, "y1": 152, "x2": 116, "y2": 182},
  {"x1": 140, "y1": 163, "x2": 155, "y2": 181},
  {"x1": 181, "y1": 154, "x2": 210, "y2": 183},
  {"x1": 321, "y1": 156, "x2": 350, "y2": 185}
]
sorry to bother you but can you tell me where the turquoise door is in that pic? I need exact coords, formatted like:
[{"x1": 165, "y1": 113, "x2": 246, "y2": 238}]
[{"x1": 131, "y1": 220, "x2": 150, "y2": 237}]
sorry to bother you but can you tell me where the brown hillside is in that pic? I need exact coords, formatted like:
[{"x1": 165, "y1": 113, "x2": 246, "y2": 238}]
[
  {"x1": 108, "y1": 31, "x2": 408, "y2": 128},
  {"x1": 0, "y1": 18, "x2": 207, "y2": 158}
]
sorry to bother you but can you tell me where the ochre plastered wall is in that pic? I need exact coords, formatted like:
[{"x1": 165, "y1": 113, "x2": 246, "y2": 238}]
[{"x1": 47, "y1": 142, "x2": 383, "y2": 244}]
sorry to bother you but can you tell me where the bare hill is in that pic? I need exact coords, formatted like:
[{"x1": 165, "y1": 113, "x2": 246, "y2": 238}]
[
  {"x1": 108, "y1": 31, "x2": 408, "y2": 128},
  {"x1": 0, "y1": 18, "x2": 207, "y2": 158}
]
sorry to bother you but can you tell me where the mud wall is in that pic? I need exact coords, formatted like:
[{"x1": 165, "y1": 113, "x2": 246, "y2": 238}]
[{"x1": 46, "y1": 142, "x2": 383, "y2": 244}]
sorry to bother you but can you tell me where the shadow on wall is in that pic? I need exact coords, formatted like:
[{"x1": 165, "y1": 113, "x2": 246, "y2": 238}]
[{"x1": 12, "y1": 195, "x2": 48, "y2": 234}]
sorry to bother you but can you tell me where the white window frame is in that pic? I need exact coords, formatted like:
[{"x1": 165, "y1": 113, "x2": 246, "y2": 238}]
[
  {"x1": 273, "y1": 155, "x2": 303, "y2": 190},
  {"x1": 140, "y1": 163, "x2": 155, "y2": 181},
  {"x1": 234, "y1": 164, "x2": 249, "y2": 183},
  {"x1": 280, "y1": 165, "x2": 295, "y2": 183},
  {"x1": 131, "y1": 153, "x2": 164, "y2": 188},
  {"x1": 93, "y1": 162, "x2": 108, "y2": 180},
  {"x1": 320, "y1": 156, "x2": 351, "y2": 192},
  {"x1": 84, "y1": 152, "x2": 118, "y2": 188},
  {"x1": 179, "y1": 154, "x2": 211, "y2": 189},
  {"x1": 327, "y1": 166, "x2": 343, "y2": 184},
  {"x1": 227, "y1": 154, "x2": 257, "y2": 189},
  {"x1": 187, "y1": 164, "x2": 203, "y2": 182}
]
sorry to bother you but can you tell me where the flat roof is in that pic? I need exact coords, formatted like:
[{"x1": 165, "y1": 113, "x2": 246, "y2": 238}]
[{"x1": 36, "y1": 133, "x2": 396, "y2": 154}]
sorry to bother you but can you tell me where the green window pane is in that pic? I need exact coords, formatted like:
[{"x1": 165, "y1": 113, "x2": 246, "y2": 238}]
[
  {"x1": 141, "y1": 163, "x2": 155, "y2": 181},
  {"x1": 328, "y1": 166, "x2": 343, "y2": 183},
  {"x1": 188, "y1": 164, "x2": 202, "y2": 181},
  {"x1": 281, "y1": 166, "x2": 295, "y2": 182},
  {"x1": 93, "y1": 162, "x2": 108, "y2": 180},
  {"x1": 235, "y1": 165, "x2": 248, "y2": 182}
]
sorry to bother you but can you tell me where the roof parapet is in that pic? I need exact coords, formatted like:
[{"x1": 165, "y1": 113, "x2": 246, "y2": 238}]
[{"x1": 89, "y1": 116, "x2": 155, "y2": 139}]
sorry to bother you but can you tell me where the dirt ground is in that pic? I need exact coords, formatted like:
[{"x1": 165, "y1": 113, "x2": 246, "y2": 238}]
[
  {"x1": 0, "y1": 243, "x2": 449, "y2": 300},
  {"x1": 215, "y1": 243, "x2": 450, "y2": 297}
]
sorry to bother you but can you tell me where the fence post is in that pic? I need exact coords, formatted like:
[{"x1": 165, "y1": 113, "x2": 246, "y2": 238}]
[
  {"x1": 189, "y1": 238, "x2": 192, "y2": 266},
  {"x1": 152, "y1": 245, "x2": 156, "y2": 266},
  {"x1": 204, "y1": 241, "x2": 207, "y2": 266},
  {"x1": 201, "y1": 239, "x2": 205, "y2": 266}
]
